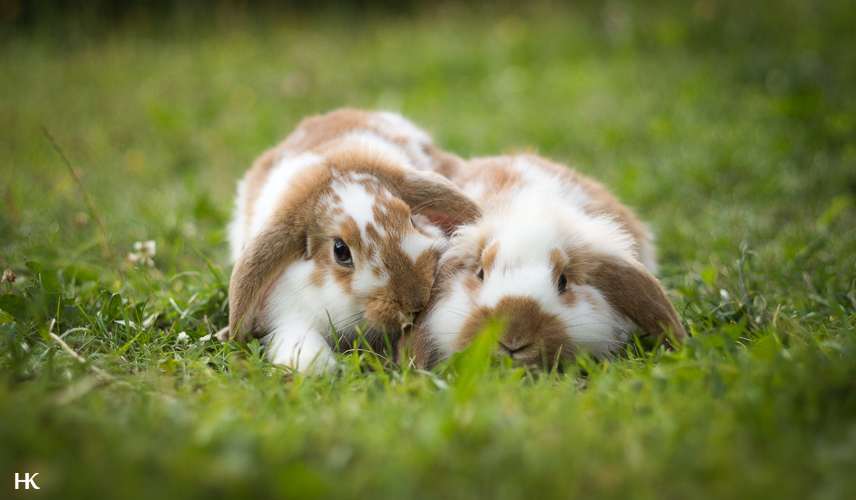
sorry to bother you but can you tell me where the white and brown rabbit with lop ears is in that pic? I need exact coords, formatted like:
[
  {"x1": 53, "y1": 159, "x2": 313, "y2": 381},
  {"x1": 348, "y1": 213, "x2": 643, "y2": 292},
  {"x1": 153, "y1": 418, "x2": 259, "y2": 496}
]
[
  {"x1": 222, "y1": 109, "x2": 480, "y2": 372},
  {"x1": 401, "y1": 154, "x2": 686, "y2": 369}
]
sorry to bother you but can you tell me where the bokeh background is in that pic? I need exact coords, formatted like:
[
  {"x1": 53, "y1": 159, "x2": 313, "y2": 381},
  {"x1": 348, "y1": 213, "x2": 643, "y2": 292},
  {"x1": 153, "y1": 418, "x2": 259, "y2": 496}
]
[
  {"x1": 1, "y1": 1, "x2": 855, "y2": 499},
  {"x1": 3, "y1": 0, "x2": 854, "y2": 275}
]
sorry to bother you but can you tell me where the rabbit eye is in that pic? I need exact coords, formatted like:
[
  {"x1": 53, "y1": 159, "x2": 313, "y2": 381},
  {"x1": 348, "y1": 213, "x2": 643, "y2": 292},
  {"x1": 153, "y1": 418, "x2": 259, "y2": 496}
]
[
  {"x1": 410, "y1": 216, "x2": 416, "y2": 227},
  {"x1": 476, "y1": 268, "x2": 484, "y2": 281},
  {"x1": 333, "y1": 239, "x2": 353, "y2": 267},
  {"x1": 557, "y1": 274, "x2": 568, "y2": 293}
]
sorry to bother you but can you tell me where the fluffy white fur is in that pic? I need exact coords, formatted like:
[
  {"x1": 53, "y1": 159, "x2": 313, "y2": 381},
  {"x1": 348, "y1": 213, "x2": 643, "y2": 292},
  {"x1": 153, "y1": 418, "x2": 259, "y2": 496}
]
[
  {"x1": 332, "y1": 180, "x2": 381, "y2": 235},
  {"x1": 227, "y1": 179, "x2": 249, "y2": 262},
  {"x1": 399, "y1": 232, "x2": 437, "y2": 262},
  {"x1": 257, "y1": 259, "x2": 355, "y2": 371}
]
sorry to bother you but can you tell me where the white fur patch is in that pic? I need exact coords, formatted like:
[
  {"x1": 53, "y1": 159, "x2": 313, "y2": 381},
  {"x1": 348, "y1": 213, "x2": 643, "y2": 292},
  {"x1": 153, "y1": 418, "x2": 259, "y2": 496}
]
[
  {"x1": 261, "y1": 321, "x2": 337, "y2": 373},
  {"x1": 505, "y1": 157, "x2": 592, "y2": 211},
  {"x1": 422, "y1": 277, "x2": 474, "y2": 356},
  {"x1": 332, "y1": 181, "x2": 378, "y2": 234},
  {"x1": 553, "y1": 285, "x2": 634, "y2": 357},
  {"x1": 462, "y1": 179, "x2": 487, "y2": 203},
  {"x1": 479, "y1": 265, "x2": 556, "y2": 309},
  {"x1": 374, "y1": 111, "x2": 433, "y2": 144},
  {"x1": 257, "y1": 258, "x2": 367, "y2": 372},
  {"x1": 352, "y1": 264, "x2": 388, "y2": 297},
  {"x1": 487, "y1": 191, "x2": 638, "y2": 265},
  {"x1": 228, "y1": 179, "x2": 249, "y2": 262},
  {"x1": 399, "y1": 232, "x2": 435, "y2": 262}
]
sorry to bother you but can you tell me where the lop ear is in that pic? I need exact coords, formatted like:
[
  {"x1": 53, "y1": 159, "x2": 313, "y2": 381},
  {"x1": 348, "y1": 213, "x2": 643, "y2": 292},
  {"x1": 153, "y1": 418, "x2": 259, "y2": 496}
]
[
  {"x1": 398, "y1": 171, "x2": 482, "y2": 233},
  {"x1": 588, "y1": 257, "x2": 687, "y2": 346},
  {"x1": 227, "y1": 221, "x2": 306, "y2": 342}
]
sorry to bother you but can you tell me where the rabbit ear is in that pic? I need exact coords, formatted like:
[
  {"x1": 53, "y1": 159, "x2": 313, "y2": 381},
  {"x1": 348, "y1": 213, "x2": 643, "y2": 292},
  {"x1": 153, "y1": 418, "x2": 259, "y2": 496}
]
[
  {"x1": 227, "y1": 221, "x2": 307, "y2": 341},
  {"x1": 398, "y1": 171, "x2": 482, "y2": 232},
  {"x1": 588, "y1": 257, "x2": 687, "y2": 346}
]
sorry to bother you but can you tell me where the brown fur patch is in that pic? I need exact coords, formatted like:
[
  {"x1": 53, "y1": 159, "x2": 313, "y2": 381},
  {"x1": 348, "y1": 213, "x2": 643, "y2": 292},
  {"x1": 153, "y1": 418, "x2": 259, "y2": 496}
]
[
  {"x1": 586, "y1": 256, "x2": 687, "y2": 344},
  {"x1": 482, "y1": 242, "x2": 500, "y2": 274},
  {"x1": 309, "y1": 262, "x2": 330, "y2": 293},
  {"x1": 458, "y1": 297, "x2": 570, "y2": 368},
  {"x1": 452, "y1": 157, "x2": 523, "y2": 201},
  {"x1": 424, "y1": 144, "x2": 465, "y2": 179},
  {"x1": 549, "y1": 248, "x2": 568, "y2": 285},
  {"x1": 365, "y1": 239, "x2": 437, "y2": 329}
]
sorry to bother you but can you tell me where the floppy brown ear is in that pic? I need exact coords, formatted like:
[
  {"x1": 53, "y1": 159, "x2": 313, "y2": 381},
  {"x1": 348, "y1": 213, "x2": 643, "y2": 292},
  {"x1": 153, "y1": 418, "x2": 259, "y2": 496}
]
[
  {"x1": 587, "y1": 257, "x2": 687, "y2": 346},
  {"x1": 227, "y1": 222, "x2": 306, "y2": 341},
  {"x1": 398, "y1": 171, "x2": 482, "y2": 232}
]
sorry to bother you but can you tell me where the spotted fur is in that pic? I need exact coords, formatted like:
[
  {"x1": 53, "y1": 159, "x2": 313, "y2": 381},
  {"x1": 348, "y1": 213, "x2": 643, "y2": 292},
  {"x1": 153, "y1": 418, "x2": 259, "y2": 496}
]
[
  {"x1": 225, "y1": 109, "x2": 480, "y2": 372},
  {"x1": 401, "y1": 154, "x2": 686, "y2": 369}
]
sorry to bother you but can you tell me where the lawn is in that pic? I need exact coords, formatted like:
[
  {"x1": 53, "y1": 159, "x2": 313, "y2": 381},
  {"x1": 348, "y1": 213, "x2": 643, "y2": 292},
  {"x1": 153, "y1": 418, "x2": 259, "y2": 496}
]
[{"x1": 1, "y1": 1, "x2": 856, "y2": 498}]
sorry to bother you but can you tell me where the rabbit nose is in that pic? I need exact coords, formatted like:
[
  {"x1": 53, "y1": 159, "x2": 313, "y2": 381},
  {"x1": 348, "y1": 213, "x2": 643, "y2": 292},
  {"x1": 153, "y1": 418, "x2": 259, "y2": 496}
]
[{"x1": 498, "y1": 340, "x2": 532, "y2": 355}]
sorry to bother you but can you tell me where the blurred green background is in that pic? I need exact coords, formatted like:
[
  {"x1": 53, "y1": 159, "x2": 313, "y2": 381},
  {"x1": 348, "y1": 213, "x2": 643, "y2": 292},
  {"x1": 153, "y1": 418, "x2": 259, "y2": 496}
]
[{"x1": 1, "y1": 1, "x2": 855, "y2": 499}]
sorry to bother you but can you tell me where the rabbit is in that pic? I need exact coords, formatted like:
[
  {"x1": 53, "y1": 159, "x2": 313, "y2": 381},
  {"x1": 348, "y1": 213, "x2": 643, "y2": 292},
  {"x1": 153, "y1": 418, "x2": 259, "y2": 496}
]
[
  {"x1": 220, "y1": 109, "x2": 481, "y2": 372},
  {"x1": 399, "y1": 154, "x2": 687, "y2": 369}
]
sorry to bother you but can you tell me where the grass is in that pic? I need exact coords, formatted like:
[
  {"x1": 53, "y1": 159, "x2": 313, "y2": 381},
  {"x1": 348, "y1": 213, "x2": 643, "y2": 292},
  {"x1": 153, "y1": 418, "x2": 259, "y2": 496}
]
[{"x1": 2, "y1": 1, "x2": 856, "y2": 498}]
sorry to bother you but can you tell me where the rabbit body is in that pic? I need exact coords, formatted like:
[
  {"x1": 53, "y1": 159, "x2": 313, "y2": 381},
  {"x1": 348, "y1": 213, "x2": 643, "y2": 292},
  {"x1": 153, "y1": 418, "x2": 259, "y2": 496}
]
[{"x1": 225, "y1": 109, "x2": 479, "y2": 372}]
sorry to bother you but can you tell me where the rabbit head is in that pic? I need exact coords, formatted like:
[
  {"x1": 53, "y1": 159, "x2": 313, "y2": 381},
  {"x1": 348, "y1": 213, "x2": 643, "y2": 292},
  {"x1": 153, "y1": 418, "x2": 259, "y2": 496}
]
[{"x1": 405, "y1": 155, "x2": 686, "y2": 368}]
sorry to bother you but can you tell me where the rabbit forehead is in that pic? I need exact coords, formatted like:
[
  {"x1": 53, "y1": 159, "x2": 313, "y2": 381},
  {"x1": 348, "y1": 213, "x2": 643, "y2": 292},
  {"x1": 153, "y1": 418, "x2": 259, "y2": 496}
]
[
  {"x1": 326, "y1": 174, "x2": 412, "y2": 250},
  {"x1": 479, "y1": 265, "x2": 557, "y2": 308},
  {"x1": 477, "y1": 193, "x2": 637, "y2": 268},
  {"x1": 443, "y1": 199, "x2": 567, "y2": 272},
  {"x1": 328, "y1": 175, "x2": 390, "y2": 230},
  {"x1": 488, "y1": 220, "x2": 565, "y2": 268},
  {"x1": 327, "y1": 173, "x2": 442, "y2": 253}
]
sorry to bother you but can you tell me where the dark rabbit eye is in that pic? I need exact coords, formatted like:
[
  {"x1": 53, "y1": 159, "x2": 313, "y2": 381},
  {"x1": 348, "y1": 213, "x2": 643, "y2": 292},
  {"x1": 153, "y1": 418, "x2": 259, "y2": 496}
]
[
  {"x1": 333, "y1": 239, "x2": 353, "y2": 266},
  {"x1": 476, "y1": 268, "x2": 484, "y2": 281},
  {"x1": 557, "y1": 274, "x2": 568, "y2": 293},
  {"x1": 410, "y1": 216, "x2": 416, "y2": 227}
]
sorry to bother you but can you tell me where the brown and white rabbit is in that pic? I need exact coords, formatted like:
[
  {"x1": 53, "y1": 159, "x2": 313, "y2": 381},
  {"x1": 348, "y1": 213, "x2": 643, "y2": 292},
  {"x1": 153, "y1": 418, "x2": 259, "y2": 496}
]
[
  {"x1": 401, "y1": 154, "x2": 686, "y2": 368},
  {"x1": 222, "y1": 109, "x2": 480, "y2": 372}
]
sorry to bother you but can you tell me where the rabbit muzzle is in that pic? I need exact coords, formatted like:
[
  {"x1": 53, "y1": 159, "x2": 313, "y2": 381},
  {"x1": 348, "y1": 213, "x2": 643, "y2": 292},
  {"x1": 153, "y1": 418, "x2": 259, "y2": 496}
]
[{"x1": 462, "y1": 296, "x2": 569, "y2": 367}]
